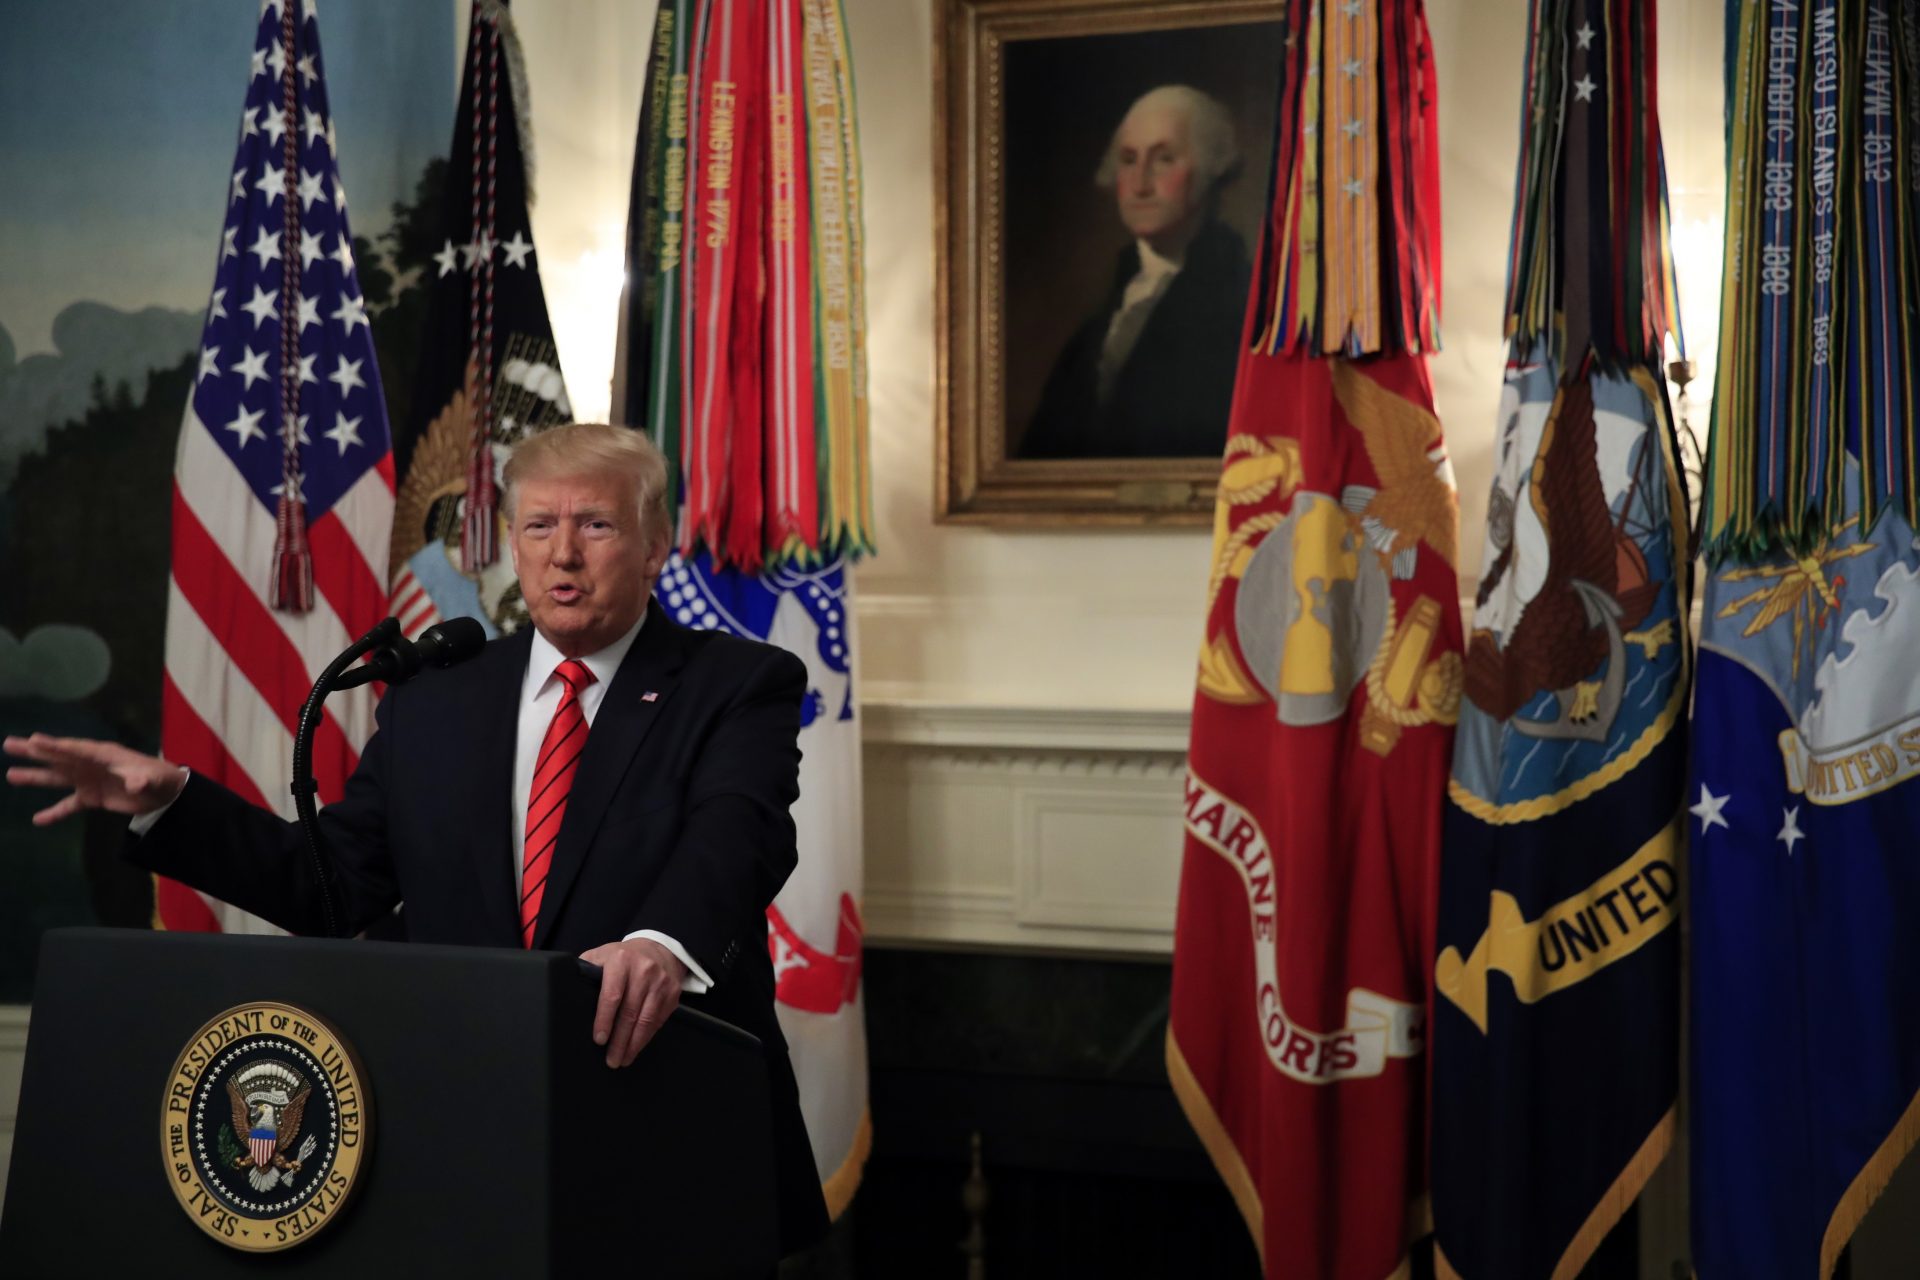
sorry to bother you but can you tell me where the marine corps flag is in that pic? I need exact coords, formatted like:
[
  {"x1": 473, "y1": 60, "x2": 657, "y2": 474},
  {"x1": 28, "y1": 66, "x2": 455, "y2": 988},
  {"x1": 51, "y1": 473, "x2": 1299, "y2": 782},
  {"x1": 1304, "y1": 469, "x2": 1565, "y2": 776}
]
[
  {"x1": 615, "y1": 0, "x2": 875, "y2": 1217},
  {"x1": 1691, "y1": 3, "x2": 1920, "y2": 1273},
  {"x1": 387, "y1": 0, "x2": 573, "y2": 640},
  {"x1": 1167, "y1": 2, "x2": 1457, "y2": 1275},
  {"x1": 1431, "y1": 3, "x2": 1690, "y2": 1276}
]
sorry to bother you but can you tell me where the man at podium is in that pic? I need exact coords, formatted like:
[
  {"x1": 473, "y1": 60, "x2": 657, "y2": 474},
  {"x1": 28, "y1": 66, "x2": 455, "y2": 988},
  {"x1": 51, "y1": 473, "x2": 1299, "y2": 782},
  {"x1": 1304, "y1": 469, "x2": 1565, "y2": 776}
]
[{"x1": 4, "y1": 422, "x2": 831, "y2": 1256}]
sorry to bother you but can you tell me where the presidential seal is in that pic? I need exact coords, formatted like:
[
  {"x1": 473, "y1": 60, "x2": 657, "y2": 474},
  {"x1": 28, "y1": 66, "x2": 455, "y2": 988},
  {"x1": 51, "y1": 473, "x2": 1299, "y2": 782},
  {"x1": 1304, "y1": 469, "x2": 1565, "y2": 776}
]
[{"x1": 160, "y1": 1002, "x2": 370, "y2": 1252}]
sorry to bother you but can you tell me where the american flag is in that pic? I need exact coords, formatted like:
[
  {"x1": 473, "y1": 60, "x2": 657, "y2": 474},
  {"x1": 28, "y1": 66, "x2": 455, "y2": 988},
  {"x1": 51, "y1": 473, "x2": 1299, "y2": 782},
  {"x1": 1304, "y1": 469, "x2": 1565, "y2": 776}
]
[{"x1": 157, "y1": 0, "x2": 394, "y2": 934}]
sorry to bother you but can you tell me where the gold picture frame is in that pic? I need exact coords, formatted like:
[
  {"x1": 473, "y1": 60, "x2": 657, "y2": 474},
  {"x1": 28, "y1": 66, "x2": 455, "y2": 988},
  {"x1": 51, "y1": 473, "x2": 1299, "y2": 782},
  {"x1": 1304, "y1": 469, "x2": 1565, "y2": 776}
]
[{"x1": 935, "y1": 0, "x2": 1286, "y2": 525}]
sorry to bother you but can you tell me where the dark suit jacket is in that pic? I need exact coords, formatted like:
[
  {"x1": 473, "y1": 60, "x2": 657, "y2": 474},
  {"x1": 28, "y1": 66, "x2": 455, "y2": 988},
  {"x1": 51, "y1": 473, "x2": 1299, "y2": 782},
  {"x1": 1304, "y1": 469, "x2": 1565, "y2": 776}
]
[
  {"x1": 1020, "y1": 218, "x2": 1250, "y2": 460},
  {"x1": 128, "y1": 599, "x2": 831, "y2": 1252}
]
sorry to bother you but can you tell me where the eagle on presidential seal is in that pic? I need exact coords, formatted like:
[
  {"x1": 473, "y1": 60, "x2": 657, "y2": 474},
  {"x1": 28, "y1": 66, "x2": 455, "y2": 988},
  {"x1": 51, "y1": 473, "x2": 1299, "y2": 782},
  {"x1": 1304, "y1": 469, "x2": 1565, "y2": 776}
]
[{"x1": 224, "y1": 1061, "x2": 318, "y2": 1192}]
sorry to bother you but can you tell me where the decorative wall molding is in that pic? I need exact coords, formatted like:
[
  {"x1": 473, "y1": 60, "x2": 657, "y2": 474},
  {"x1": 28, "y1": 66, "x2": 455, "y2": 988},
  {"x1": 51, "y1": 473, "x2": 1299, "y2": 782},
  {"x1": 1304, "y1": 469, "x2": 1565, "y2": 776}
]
[
  {"x1": 863, "y1": 699, "x2": 1190, "y2": 754},
  {"x1": 861, "y1": 701, "x2": 1189, "y2": 955},
  {"x1": 0, "y1": 1005, "x2": 28, "y2": 1213}
]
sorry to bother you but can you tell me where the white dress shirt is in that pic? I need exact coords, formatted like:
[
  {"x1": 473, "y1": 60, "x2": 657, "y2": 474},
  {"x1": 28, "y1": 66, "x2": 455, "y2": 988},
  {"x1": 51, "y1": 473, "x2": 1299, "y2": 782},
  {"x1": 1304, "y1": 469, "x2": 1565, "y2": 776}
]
[
  {"x1": 516, "y1": 614, "x2": 712, "y2": 992},
  {"x1": 134, "y1": 613, "x2": 713, "y2": 993},
  {"x1": 1097, "y1": 238, "x2": 1183, "y2": 401}
]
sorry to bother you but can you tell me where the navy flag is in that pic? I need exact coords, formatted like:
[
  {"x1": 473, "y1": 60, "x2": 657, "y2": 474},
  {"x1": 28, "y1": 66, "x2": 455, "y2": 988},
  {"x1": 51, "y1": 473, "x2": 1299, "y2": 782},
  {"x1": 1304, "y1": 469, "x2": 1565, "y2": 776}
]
[{"x1": 1431, "y1": 1, "x2": 1690, "y2": 1275}]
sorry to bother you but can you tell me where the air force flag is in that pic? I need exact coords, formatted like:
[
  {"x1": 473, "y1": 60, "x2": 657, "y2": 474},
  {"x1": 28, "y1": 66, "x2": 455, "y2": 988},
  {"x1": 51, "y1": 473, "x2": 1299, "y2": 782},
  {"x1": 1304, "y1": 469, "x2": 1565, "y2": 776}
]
[{"x1": 1690, "y1": 467, "x2": 1920, "y2": 1275}]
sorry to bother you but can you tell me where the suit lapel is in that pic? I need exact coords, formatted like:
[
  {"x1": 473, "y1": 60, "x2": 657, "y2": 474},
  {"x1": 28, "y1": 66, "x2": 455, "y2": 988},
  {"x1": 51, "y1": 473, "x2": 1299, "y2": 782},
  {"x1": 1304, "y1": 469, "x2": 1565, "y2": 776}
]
[
  {"x1": 470, "y1": 627, "x2": 532, "y2": 947},
  {"x1": 532, "y1": 601, "x2": 689, "y2": 950}
]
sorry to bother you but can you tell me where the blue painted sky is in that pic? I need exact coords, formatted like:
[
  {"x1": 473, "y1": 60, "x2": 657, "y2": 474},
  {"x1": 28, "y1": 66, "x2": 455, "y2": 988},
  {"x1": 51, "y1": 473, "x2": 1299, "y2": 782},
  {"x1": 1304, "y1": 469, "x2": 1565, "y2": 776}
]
[{"x1": 0, "y1": 0, "x2": 452, "y2": 356}]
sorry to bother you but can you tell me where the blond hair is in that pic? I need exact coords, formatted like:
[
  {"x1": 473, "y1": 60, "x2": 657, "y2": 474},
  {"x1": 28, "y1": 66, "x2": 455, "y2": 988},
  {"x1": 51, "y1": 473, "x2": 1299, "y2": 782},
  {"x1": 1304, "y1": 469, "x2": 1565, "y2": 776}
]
[{"x1": 501, "y1": 423, "x2": 672, "y2": 544}]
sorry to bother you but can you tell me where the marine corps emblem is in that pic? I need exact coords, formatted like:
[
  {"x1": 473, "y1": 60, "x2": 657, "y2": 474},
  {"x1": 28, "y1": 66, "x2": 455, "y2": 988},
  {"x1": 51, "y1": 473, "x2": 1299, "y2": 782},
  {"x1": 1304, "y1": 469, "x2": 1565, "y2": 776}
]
[{"x1": 160, "y1": 1002, "x2": 370, "y2": 1252}]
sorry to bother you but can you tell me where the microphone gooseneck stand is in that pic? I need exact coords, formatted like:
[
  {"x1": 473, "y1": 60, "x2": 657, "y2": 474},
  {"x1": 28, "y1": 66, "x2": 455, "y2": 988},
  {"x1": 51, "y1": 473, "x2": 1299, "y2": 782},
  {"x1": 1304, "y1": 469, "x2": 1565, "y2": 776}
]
[{"x1": 292, "y1": 615, "x2": 399, "y2": 940}]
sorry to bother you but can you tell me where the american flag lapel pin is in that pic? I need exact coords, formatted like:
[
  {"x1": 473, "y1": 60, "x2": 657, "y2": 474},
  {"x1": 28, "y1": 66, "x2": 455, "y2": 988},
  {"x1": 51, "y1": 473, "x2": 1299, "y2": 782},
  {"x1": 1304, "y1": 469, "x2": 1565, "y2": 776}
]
[{"x1": 641, "y1": 691, "x2": 660, "y2": 703}]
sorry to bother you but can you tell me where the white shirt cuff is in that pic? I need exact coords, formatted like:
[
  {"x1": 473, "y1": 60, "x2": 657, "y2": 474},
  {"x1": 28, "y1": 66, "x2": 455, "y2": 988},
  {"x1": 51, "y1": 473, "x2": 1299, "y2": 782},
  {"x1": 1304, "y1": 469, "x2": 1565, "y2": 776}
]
[
  {"x1": 623, "y1": 929, "x2": 714, "y2": 993},
  {"x1": 127, "y1": 769, "x2": 190, "y2": 836}
]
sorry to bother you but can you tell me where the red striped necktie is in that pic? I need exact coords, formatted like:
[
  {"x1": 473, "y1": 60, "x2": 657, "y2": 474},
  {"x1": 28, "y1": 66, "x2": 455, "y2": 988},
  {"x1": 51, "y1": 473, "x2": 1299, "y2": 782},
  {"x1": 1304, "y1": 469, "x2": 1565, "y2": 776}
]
[{"x1": 522, "y1": 658, "x2": 595, "y2": 947}]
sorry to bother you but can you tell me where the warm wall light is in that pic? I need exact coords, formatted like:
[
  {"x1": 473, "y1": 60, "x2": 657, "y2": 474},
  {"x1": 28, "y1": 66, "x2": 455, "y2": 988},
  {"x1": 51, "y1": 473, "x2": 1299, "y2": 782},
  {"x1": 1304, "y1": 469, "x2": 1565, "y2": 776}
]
[
  {"x1": 1669, "y1": 213, "x2": 1725, "y2": 401},
  {"x1": 541, "y1": 221, "x2": 630, "y2": 424}
]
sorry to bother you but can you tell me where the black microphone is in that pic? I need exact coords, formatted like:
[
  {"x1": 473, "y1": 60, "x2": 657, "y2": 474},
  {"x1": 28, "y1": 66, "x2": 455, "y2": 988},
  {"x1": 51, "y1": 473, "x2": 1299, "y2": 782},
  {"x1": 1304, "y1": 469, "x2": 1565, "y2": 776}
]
[{"x1": 333, "y1": 617, "x2": 487, "y2": 690}]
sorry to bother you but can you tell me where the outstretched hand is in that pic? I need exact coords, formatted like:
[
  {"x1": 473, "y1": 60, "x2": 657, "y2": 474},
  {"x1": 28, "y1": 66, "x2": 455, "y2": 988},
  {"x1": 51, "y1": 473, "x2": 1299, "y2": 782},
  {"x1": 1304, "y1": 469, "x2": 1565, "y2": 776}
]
[
  {"x1": 581, "y1": 936, "x2": 687, "y2": 1068},
  {"x1": 3, "y1": 734, "x2": 188, "y2": 827}
]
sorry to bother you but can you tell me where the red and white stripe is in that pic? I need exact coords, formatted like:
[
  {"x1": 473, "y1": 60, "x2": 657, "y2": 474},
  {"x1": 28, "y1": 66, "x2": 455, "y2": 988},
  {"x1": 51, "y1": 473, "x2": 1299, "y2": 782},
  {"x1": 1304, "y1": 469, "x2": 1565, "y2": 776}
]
[
  {"x1": 156, "y1": 404, "x2": 396, "y2": 934},
  {"x1": 387, "y1": 567, "x2": 445, "y2": 640}
]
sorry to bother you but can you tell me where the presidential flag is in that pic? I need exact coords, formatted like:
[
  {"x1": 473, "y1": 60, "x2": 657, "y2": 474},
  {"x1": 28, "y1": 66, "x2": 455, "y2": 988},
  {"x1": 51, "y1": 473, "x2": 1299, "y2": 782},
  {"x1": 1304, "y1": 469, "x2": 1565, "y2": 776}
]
[
  {"x1": 1690, "y1": 4, "x2": 1920, "y2": 1273},
  {"x1": 1429, "y1": 2, "x2": 1691, "y2": 1276},
  {"x1": 616, "y1": 0, "x2": 875, "y2": 1214},
  {"x1": 158, "y1": 0, "x2": 396, "y2": 934},
  {"x1": 1167, "y1": 3, "x2": 1457, "y2": 1274},
  {"x1": 387, "y1": 0, "x2": 571, "y2": 642}
]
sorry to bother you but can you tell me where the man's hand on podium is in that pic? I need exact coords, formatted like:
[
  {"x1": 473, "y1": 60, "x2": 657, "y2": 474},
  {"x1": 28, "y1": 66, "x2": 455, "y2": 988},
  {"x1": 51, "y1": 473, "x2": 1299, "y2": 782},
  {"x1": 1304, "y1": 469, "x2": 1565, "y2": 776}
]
[
  {"x1": 582, "y1": 935, "x2": 688, "y2": 1068},
  {"x1": 4, "y1": 734, "x2": 188, "y2": 827}
]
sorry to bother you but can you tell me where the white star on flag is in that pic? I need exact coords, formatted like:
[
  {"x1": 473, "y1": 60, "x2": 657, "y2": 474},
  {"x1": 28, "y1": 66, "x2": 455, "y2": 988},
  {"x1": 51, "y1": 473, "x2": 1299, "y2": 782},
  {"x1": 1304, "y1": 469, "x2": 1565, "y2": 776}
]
[
  {"x1": 248, "y1": 226, "x2": 281, "y2": 269},
  {"x1": 209, "y1": 287, "x2": 228, "y2": 321},
  {"x1": 297, "y1": 54, "x2": 316, "y2": 86},
  {"x1": 241, "y1": 284, "x2": 279, "y2": 328},
  {"x1": 298, "y1": 229, "x2": 323, "y2": 269},
  {"x1": 302, "y1": 107, "x2": 327, "y2": 145},
  {"x1": 325, "y1": 411, "x2": 364, "y2": 454},
  {"x1": 328, "y1": 355, "x2": 365, "y2": 396},
  {"x1": 501, "y1": 231, "x2": 534, "y2": 268},
  {"x1": 256, "y1": 162, "x2": 286, "y2": 204},
  {"x1": 1576, "y1": 23, "x2": 1596, "y2": 49},
  {"x1": 240, "y1": 108, "x2": 258, "y2": 138},
  {"x1": 434, "y1": 240, "x2": 460, "y2": 277},
  {"x1": 330, "y1": 235, "x2": 354, "y2": 271},
  {"x1": 1574, "y1": 75, "x2": 1597, "y2": 102},
  {"x1": 222, "y1": 227, "x2": 239, "y2": 260},
  {"x1": 261, "y1": 106, "x2": 288, "y2": 146},
  {"x1": 295, "y1": 353, "x2": 317, "y2": 385},
  {"x1": 231, "y1": 346, "x2": 270, "y2": 390},
  {"x1": 331, "y1": 294, "x2": 368, "y2": 333},
  {"x1": 1690, "y1": 784, "x2": 1731, "y2": 834},
  {"x1": 296, "y1": 295, "x2": 321, "y2": 332},
  {"x1": 224, "y1": 403, "x2": 267, "y2": 447},
  {"x1": 265, "y1": 41, "x2": 287, "y2": 80},
  {"x1": 297, "y1": 169, "x2": 325, "y2": 211},
  {"x1": 231, "y1": 168, "x2": 247, "y2": 203},
  {"x1": 1778, "y1": 806, "x2": 1806, "y2": 855},
  {"x1": 197, "y1": 346, "x2": 223, "y2": 383}
]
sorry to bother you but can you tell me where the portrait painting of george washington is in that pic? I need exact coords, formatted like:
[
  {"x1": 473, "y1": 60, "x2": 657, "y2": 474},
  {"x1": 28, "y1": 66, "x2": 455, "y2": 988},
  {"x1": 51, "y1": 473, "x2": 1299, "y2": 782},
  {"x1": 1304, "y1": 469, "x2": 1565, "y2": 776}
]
[{"x1": 938, "y1": 1, "x2": 1284, "y2": 522}]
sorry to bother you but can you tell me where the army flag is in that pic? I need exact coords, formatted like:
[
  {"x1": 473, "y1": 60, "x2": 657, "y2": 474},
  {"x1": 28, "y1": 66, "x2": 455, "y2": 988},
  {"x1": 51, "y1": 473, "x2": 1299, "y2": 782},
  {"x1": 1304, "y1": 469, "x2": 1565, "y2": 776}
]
[
  {"x1": 387, "y1": 0, "x2": 572, "y2": 641},
  {"x1": 615, "y1": 0, "x2": 876, "y2": 1215},
  {"x1": 654, "y1": 553, "x2": 870, "y2": 1213},
  {"x1": 1430, "y1": 3, "x2": 1690, "y2": 1276},
  {"x1": 1167, "y1": 3, "x2": 1458, "y2": 1275},
  {"x1": 1690, "y1": 4, "x2": 1920, "y2": 1274}
]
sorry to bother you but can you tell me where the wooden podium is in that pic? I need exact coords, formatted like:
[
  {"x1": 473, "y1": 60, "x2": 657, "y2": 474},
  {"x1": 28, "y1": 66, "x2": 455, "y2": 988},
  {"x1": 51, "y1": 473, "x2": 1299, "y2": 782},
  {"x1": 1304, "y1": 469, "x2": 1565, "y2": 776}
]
[{"x1": 1, "y1": 927, "x2": 780, "y2": 1276}]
